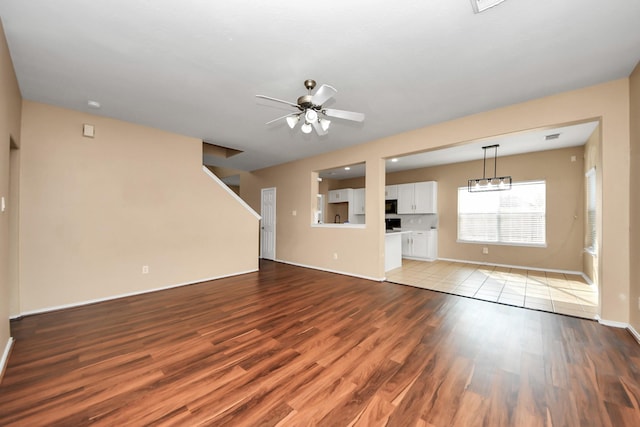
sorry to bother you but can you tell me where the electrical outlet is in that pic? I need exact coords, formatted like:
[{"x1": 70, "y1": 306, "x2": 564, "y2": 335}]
[
  {"x1": 292, "y1": 210, "x2": 297, "y2": 216},
  {"x1": 142, "y1": 265, "x2": 149, "y2": 274},
  {"x1": 333, "y1": 253, "x2": 338, "y2": 260},
  {"x1": 482, "y1": 247, "x2": 489, "y2": 254}
]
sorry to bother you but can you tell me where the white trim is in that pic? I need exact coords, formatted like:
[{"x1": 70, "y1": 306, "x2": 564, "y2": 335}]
[
  {"x1": 311, "y1": 224, "x2": 366, "y2": 229},
  {"x1": 11, "y1": 269, "x2": 258, "y2": 319},
  {"x1": 1, "y1": 337, "x2": 15, "y2": 381},
  {"x1": 627, "y1": 325, "x2": 640, "y2": 345},
  {"x1": 202, "y1": 166, "x2": 261, "y2": 220},
  {"x1": 275, "y1": 259, "x2": 384, "y2": 282},
  {"x1": 595, "y1": 316, "x2": 628, "y2": 329},
  {"x1": 437, "y1": 257, "x2": 591, "y2": 281},
  {"x1": 403, "y1": 256, "x2": 437, "y2": 262},
  {"x1": 456, "y1": 240, "x2": 547, "y2": 249}
]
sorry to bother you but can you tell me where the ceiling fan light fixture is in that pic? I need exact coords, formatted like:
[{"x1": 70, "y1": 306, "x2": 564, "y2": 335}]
[
  {"x1": 286, "y1": 115, "x2": 299, "y2": 129},
  {"x1": 301, "y1": 122, "x2": 313, "y2": 134},
  {"x1": 305, "y1": 109, "x2": 318, "y2": 122},
  {"x1": 320, "y1": 118, "x2": 331, "y2": 132},
  {"x1": 256, "y1": 79, "x2": 365, "y2": 136},
  {"x1": 471, "y1": 0, "x2": 507, "y2": 13}
]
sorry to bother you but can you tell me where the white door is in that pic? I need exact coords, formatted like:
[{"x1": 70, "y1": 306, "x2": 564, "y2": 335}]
[{"x1": 260, "y1": 187, "x2": 276, "y2": 260}]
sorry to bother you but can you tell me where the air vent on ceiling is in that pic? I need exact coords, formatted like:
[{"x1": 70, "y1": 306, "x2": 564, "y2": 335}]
[
  {"x1": 471, "y1": 0, "x2": 507, "y2": 13},
  {"x1": 545, "y1": 133, "x2": 561, "y2": 141}
]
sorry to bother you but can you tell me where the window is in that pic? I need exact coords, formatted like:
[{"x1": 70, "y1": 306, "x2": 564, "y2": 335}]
[
  {"x1": 585, "y1": 168, "x2": 596, "y2": 253},
  {"x1": 458, "y1": 180, "x2": 546, "y2": 246}
]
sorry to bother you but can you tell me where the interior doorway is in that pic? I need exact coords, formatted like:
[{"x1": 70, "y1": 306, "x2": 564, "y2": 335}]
[{"x1": 260, "y1": 187, "x2": 276, "y2": 260}]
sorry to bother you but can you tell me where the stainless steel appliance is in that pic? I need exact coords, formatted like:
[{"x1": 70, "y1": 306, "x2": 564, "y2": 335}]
[
  {"x1": 385, "y1": 218, "x2": 401, "y2": 230},
  {"x1": 385, "y1": 199, "x2": 397, "y2": 214}
]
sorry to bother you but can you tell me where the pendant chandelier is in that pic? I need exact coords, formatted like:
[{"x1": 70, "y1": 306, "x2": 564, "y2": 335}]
[{"x1": 468, "y1": 144, "x2": 512, "y2": 192}]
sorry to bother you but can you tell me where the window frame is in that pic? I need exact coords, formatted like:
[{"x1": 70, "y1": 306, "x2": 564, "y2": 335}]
[{"x1": 457, "y1": 180, "x2": 547, "y2": 248}]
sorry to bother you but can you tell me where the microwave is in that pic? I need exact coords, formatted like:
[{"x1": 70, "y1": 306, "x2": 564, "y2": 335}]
[{"x1": 385, "y1": 199, "x2": 397, "y2": 214}]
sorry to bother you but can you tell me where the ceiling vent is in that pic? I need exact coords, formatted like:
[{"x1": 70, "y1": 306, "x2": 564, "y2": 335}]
[
  {"x1": 545, "y1": 133, "x2": 561, "y2": 141},
  {"x1": 471, "y1": 0, "x2": 507, "y2": 13}
]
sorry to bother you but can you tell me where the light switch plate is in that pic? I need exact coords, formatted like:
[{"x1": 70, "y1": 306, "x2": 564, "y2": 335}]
[
  {"x1": 1, "y1": 196, "x2": 5, "y2": 212},
  {"x1": 83, "y1": 124, "x2": 95, "y2": 138}
]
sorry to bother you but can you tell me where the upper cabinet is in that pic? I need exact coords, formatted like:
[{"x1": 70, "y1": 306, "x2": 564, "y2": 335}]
[
  {"x1": 328, "y1": 188, "x2": 353, "y2": 203},
  {"x1": 384, "y1": 185, "x2": 398, "y2": 200},
  {"x1": 397, "y1": 181, "x2": 437, "y2": 214},
  {"x1": 352, "y1": 188, "x2": 365, "y2": 215}
]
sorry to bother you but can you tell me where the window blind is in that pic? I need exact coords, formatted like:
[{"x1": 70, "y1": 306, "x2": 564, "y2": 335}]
[{"x1": 458, "y1": 180, "x2": 546, "y2": 246}]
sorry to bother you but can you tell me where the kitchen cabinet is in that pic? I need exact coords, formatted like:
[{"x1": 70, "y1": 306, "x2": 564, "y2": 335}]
[
  {"x1": 402, "y1": 230, "x2": 437, "y2": 260},
  {"x1": 427, "y1": 230, "x2": 438, "y2": 259},
  {"x1": 328, "y1": 188, "x2": 353, "y2": 203},
  {"x1": 397, "y1": 181, "x2": 437, "y2": 214},
  {"x1": 402, "y1": 231, "x2": 428, "y2": 258},
  {"x1": 352, "y1": 188, "x2": 365, "y2": 215},
  {"x1": 385, "y1": 185, "x2": 398, "y2": 200}
]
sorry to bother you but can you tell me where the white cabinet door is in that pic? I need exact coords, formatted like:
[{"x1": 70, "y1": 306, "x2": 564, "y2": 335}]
[
  {"x1": 401, "y1": 233, "x2": 412, "y2": 257},
  {"x1": 397, "y1": 182, "x2": 437, "y2": 214},
  {"x1": 414, "y1": 181, "x2": 437, "y2": 214},
  {"x1": 401, "y1": 231, "x2": 435, "y2": 260},
  {"x1": 427, "y1": 230, "x2": 438, "y2": 260},
  {"x1": 353, "y1": 188, "x2": 365, "y2": 215},
  {"x1": 385, "y1": 185, "x2": 398, "y2": 200},
  {"x1": 397, "y1": 183, "x2": 415, "y2": 214},
  {"x1": 328, "y1": 188, "x2": 353, "y2": 203},
  {"x1": 411, "y1": 231, "x2": 429, "y2": 258}
]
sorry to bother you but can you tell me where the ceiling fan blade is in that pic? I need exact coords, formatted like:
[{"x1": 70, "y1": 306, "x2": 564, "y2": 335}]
[
  {"x1": 311, "y1": 84, "x2": 337, "y2": 106},
  {"x1": 311, "y1": 119, "x2": 327, "y2": 136},
  {"x1": 323, "y1": 108, "x2": 365, "y2": 122},
  {"x1": 256, "y1": 94, "x2": 299, "y2": 108},
  {"x1": 265, "y1": 112, "x2": 300, "y2": 125}
]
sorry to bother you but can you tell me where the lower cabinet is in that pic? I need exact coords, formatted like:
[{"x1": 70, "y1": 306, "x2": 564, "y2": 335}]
[{"x1": 402, "y1": 230, "x2": 437, "y2": 260}]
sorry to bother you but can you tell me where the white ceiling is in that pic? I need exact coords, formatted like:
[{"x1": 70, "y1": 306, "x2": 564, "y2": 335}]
[{"x1": 0, "y1": 1, "x2": 638, "y2": 172}]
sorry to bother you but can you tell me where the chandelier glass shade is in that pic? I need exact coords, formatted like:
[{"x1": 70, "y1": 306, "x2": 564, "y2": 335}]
[{"x1": 468, "y1": 144, "x2": 512, "y2": 192}]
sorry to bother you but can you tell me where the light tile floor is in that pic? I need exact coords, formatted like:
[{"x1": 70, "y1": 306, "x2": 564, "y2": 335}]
[{"x1": 386, "y1": 259, "x2": 598, "y2": 319}]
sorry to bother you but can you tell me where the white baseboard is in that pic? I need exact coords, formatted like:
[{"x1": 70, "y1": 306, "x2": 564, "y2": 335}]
[
  {"x1": 437, "y1": 257, "x2": 596, "y2": 287},
  {"x1": 1, "y1": 337, "x2": 15, "y2": 382},
  {"x1": 595, "y1": 316, "x2": 628, "y2": 329},
  {"x1": 627, "y1": 325, "x2": 640, "y2": 344},
  {"x1": 437, "y1": 257, "x2": 583, "y2": 276},
  {"x1": 12, "y1": 269, "x2": 258, "y2": 319},
  {"x1": 275, "y1": 259, "x2": 384, "y2": 282}
]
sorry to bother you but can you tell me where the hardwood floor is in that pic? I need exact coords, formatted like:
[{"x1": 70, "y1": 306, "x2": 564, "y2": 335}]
[{"x1": 1, "y1": 260, "x2": 639, "y2": 426}]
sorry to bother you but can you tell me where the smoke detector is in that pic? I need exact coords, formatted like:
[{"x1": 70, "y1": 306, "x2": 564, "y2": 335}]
[{"x1": 471, "y1": 0, "x2": 507, "y2": 13}]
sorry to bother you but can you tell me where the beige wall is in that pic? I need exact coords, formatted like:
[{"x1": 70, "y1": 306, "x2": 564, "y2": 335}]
[
  {"x1": 386, "y1": 146, "x2": 586, "y2": 271},
  {"x1": 18, "y1": 101, "x2": 259, "y2": 313},
  {"x1": 0, "y1": 19, "x2": 22, "y2": 375},
  {"x1": 630, "y1": 62, "x2": 640, "y2": 332},
  {"x1": 242, "y1": 79, "x2": 631, "y2": 322}
]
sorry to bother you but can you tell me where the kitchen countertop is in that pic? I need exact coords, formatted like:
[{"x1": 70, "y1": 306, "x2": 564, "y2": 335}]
[{"x1": 385, "y1": 229, "x2": 412, "y2": 235}]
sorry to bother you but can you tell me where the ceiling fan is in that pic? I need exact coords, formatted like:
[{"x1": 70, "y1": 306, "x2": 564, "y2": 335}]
[{"x1": 256, "y1": 79, "x2": 365, "y2": 135}]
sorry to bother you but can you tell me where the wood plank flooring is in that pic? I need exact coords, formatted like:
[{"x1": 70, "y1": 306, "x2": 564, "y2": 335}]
[{"x1": 1, "y1": 260, "x2": 640, "y2": 426}]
